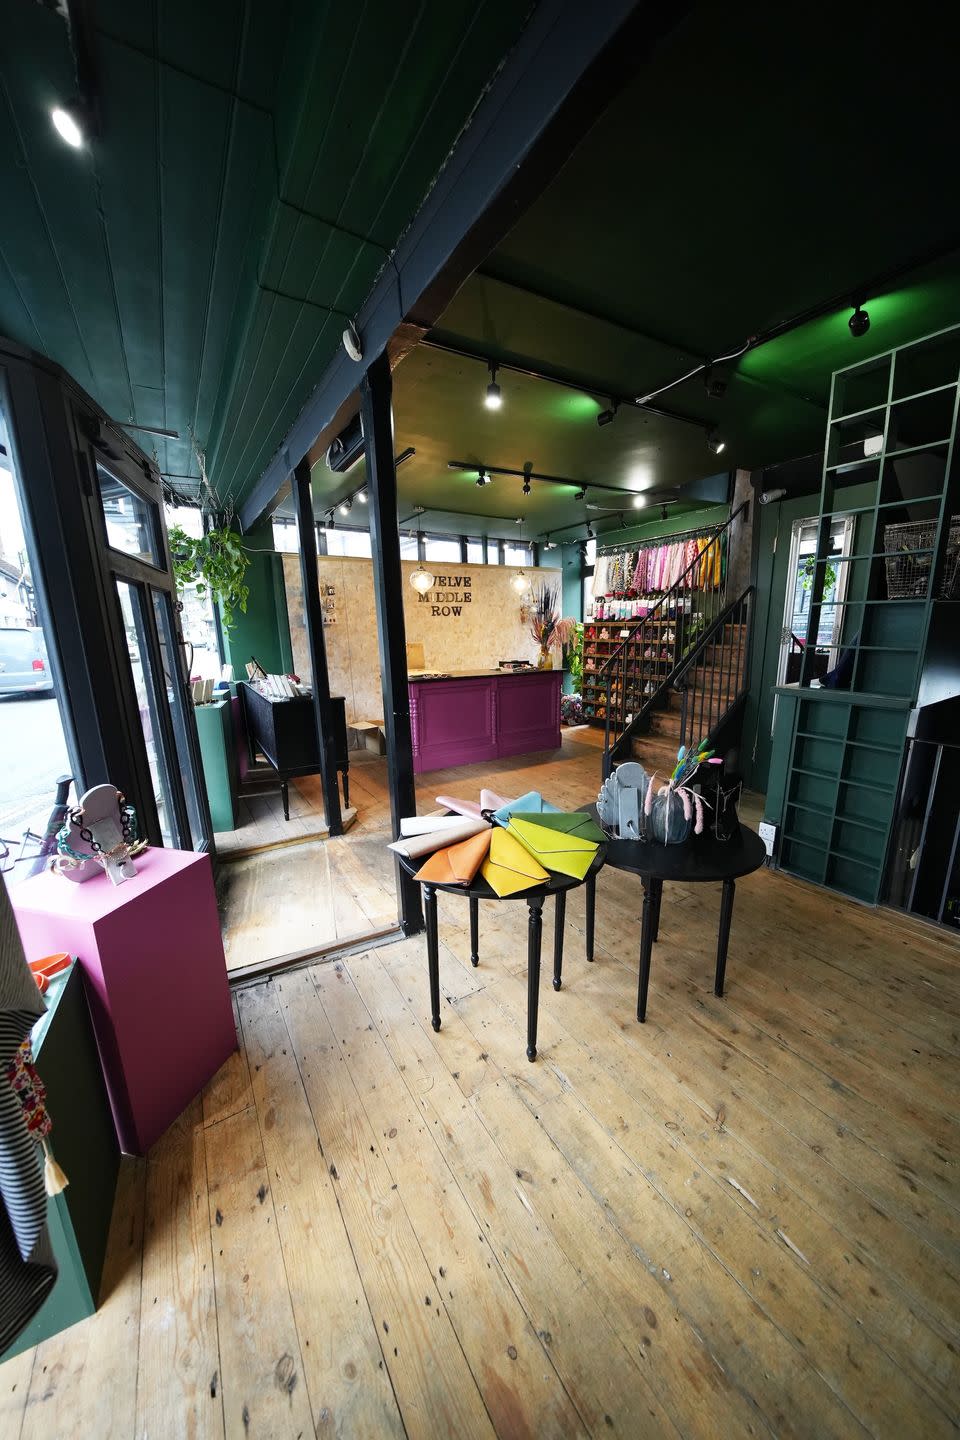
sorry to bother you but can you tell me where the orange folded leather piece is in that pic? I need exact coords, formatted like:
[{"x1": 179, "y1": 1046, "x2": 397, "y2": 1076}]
[{"x1": 415, "y1": 828, "x2": 492, "y2": 885}]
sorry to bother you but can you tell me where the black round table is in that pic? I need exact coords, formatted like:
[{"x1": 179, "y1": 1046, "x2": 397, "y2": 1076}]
[
  {"x1": 399, "y1": 845, "x2": 606, "y2": 1061},
  {"x1": 585, "y1": 806, "x2": 767, "y2": 1022}
]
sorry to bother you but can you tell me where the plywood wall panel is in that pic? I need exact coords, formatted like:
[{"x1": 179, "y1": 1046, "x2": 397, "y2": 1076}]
[{"x1": 282, "y1": 556, "x2": 564, "y2": 723}]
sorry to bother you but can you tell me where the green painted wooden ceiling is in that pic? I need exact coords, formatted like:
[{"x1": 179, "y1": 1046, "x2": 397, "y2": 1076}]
[{"x1": 0, "y1": 0, "x2": 534, "y2": 505}]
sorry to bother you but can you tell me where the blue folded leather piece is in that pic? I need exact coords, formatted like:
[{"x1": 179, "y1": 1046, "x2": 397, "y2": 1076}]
[{"x1": 492, "y1": 791, "x2": 563, "y2": 826}]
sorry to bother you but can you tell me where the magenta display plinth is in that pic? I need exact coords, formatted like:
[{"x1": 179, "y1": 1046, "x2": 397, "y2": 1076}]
[{"x1": 13, "y1": 848, "x2": 237, "y2": 1156}]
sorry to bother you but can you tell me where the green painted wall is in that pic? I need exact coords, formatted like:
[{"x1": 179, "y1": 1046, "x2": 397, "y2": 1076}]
[
  {"x1": 742, "y1": 480, "x2": 876, "y2": 794},
  {"x1": 220, "y1": 521, "x2": 294, "y2": 677}
]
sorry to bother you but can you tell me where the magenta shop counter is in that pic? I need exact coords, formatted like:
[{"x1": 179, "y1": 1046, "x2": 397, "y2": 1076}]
[
  {"x1": 409, "y1": 668, "x2": 562, "y2": 773},
  {"x1": 13, "y1": 849, "x2": 237, "y2": 1155}
]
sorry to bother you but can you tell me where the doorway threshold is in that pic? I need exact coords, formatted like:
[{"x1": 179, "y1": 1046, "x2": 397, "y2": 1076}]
[{"x1": 227, "y1": 924, "x2": 405, "y2": 987}]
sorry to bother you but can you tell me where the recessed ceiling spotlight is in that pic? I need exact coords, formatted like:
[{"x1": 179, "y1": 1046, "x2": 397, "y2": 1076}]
[
  {"x1": 849, "y1": 302, "x2": 870, "y2": 338},
  {"x1": 485, "y1": 362, "x2": 502, "y2": 410},
  {"x1": 51, "y1": 102, "x2": 85, "y2": 148},
  {"x1": 597, "y1": 400, "x2": 619, "y2": 428},
  {"x1": 707, "y1": 430, "x2": 726, "y2": 455}
]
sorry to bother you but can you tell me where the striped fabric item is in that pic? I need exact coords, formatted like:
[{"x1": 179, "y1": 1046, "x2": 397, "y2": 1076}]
[{"x1": 0, "y1": 880, "x2": 56, "y2": 1354}]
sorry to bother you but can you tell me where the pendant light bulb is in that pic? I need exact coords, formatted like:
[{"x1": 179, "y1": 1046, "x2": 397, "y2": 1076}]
[
  {"x1": 511, "y1": 568, "x2": 528, "y2": 594},
  {"x1": 410, "y1": 563, "x2": 435, "y2": 595},
  {"x1": 485, "y1": 362, "x2": 502, "y2": 410}
]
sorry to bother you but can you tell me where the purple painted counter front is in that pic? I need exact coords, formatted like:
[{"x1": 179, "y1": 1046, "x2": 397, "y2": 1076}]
[
  {"x1": 409, "y1": 669, "x2": 562, "y2": 773},
  {"x1": 12, "y1": 848, "x2": 236, "y2": 1155}
]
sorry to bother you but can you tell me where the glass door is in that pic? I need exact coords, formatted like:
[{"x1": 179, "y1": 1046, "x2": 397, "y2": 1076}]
[{"x1": 86, "y1": 446, "x2": 212, "y2": 853}]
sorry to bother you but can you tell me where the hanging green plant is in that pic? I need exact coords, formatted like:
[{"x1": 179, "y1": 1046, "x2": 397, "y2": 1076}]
[{"x1": 168, "y1": 524, "x2": 250, "y2": 630}]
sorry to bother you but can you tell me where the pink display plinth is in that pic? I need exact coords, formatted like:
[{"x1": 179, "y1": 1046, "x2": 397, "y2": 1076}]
[{"x1": 13, "y1": 848, "x2": 237, "y2": 1156}]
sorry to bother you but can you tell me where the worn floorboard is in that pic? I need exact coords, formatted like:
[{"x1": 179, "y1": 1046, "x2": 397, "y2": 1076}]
[{"x1": 3, "y1": 736, "x2": 958, "y2": 1437}]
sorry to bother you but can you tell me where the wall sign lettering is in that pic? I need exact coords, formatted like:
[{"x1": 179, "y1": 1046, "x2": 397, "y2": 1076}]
[{"x1": 416, "y1": 573, "x2": 473, "y2": 617}]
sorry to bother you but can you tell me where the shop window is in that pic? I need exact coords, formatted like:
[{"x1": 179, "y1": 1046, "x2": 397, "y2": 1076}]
[
  {"x1": 0, "y1": 402, "x2": 73, "y2": 890},
  {"x1": 325, "y1": 527, "x2": 372, "y2": 558},
  {"x1": 399, "y1": 533, "x2": 420, "y2": 559},
  {"x1": 272, "y1": 518, "x2": 299, "y2": 553},
  {"x1": 424, "y1": 534, "x2": 461, "y2": 563},
  {"x1": 97, "y1": 463, "x2": 162, "y2": 566},
  {"x1": 466, "y1": 537, "x2": 485, "y2": 564},
  {"x1": 164, "y1": 506, "x2": 222, "y2": 682},
  {"x1": 777, "y1": 515, "x2": 854, "y2": 685},
  {"x1": 503, "y1": 541, "x2": 533, "y2": 567}
]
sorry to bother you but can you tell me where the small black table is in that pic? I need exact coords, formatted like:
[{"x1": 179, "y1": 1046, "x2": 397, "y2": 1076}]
[
  {"x1": 399, "y1": 846, "x2": 605, "y2": 1061},
  {"x1": 585, "y1": 806, "x2": 766, "y2": 1022}
]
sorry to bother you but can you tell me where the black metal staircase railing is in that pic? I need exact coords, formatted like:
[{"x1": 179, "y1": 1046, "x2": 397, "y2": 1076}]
[
  {"x1": 600, "y1": 500, "x2": 748, "y2": 776},
  {"x1": 673, "y1": 586, "x2": 753, "y2": 752}
]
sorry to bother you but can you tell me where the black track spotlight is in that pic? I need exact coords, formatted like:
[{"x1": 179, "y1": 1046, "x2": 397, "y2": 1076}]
[
  {"x1": 522, "y1": 461, "x2": 532, "y2": 496},
  {"x1": 475, "y1": 465, "x2": 489, "y2": 486},
  {"x1": 586, "y1": 522, "x2": 595, "y2": 540},
  {"x1": 660, "y1": 505, "x2": 669, "y2": 521},
  {"x1": 849, "y1": 302, "x2": 870, "y2": 338},
  {"x1": 703, "y1": 366, "x2": 728, "y2": 400},
  {"x1": 485, "y1": 362, "x2": 502, "y2": 410},
  {"x1": 597, "y1": 400, "x2": 619, "y2": 428},
  {"x1": 706, "y1": 429, "x2": 726, "y2": 455},
  {"x1": 575, "y1": 486, "x2": 586, "y2": 501}
]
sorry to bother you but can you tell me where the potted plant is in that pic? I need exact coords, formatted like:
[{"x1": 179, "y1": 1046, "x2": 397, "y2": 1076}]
[
  {"x1": 168, "y1": 523, "x2": 250, "y2": 630},
  {"x1": 529, "y1": 581, "x2": 576, "y2": 669}
]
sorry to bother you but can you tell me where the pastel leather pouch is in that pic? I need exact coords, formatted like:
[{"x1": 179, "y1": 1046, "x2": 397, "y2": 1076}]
[
  {"x1": 415, "y1": 829, "x2": 492, "y2": 886},
  {"x1": 507, "y1": 817, "x2": 598, "y2": 881},
  {"x1": 480, "y1": 828, "x2": 550, "y2": 896},
  {"x1": 492, "y1": 791, "x2": 563, "y2": 826}
]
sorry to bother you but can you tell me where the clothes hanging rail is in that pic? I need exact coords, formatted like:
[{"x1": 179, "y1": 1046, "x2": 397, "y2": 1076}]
[{"x1": 596, "y1": 519, "x2": 723, "y2": 558}]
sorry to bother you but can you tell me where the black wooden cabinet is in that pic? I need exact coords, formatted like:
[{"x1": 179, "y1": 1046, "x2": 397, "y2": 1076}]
[{"x1": 238, "y1": 682, "x2": 349, "y2": 816}]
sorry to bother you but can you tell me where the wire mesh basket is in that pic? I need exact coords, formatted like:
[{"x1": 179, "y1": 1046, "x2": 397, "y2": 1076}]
[{"x1": 884, "y1": 517, "x2": 960, "y2": 599}]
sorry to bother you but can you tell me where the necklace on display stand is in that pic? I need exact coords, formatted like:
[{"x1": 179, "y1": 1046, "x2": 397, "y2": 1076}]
[{"x1": 54, "y1": 783, "x2": 143, "y2": 885}]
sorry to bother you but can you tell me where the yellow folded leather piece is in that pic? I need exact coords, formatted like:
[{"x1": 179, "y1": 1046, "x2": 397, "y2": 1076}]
[
  {"x1": 507, "y1": 816, "x2": 598, "y2": 881},
  {"x1": 481, "y1": 827, "x2": 550, "y2": 897},
  {"x1": 415, "y1": 829, "x2": 492, "y2": 886}
]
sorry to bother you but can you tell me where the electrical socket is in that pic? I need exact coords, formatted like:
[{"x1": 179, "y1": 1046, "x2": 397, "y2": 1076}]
[{"x1": 757, "y1": 821, "x2": 777, "y2": 858}]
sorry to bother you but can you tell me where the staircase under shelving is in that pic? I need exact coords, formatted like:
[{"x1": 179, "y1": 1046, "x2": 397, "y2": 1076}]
[{"x1": 595, "y1": 502, "x2": 753, "y2": 779}]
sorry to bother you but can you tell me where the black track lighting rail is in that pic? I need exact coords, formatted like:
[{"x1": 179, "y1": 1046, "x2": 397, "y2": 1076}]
[
  {"x1": 424, "y1": 338, "x2": 712, "y2": 431},
  {"x1": 446, "y1": 458, "x2": 671, "y2": 500}
]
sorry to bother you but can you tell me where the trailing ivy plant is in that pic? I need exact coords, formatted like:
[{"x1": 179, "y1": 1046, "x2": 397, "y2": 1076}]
[
  {"x1": 568, "y1": 622, "x2": 585, "y2": 690},
  {"x1": 168, "y1": 524, "x2": 250, "y2": 630}
]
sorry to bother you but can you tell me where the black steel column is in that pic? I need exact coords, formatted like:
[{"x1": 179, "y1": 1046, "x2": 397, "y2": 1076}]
[
  {"x1": 293, "y1": 457, "x2": 343, "y2": 836},
  {"x1": 360, "y1": 351, "x2": 423, "y2": 936}
]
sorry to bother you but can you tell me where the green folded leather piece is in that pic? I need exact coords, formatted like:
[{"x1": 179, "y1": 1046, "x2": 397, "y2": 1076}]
[
  {"x1": 515, "y1": 811, "x2": 605, "y2": 843},
  {"x1": 507, "y1": 816, "x2": 599, "y2": 880}
]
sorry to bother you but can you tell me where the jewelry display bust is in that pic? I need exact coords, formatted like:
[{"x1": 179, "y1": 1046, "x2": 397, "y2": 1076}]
[{"x1": 55, "y1": 784, "x2": 139, "y2": 886}]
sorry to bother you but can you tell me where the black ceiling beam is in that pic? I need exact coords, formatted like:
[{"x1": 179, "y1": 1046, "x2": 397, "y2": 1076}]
[
  {"x1": 239, "y1": 0, "x2": 694, "y2": 531},
  {"x1": 425, "y1": 335, "x2": 712, "y2": 432}
]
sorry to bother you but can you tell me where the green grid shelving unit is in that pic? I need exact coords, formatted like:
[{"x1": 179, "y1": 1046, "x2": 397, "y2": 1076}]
[{"x1": 774, "y1": 323, "x2": 960, "y2": 904}]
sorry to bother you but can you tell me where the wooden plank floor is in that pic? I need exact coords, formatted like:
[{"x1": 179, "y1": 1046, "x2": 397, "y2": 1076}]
[{"x1": 4, "y1": 737, "x2": 959, "y2": 1438}]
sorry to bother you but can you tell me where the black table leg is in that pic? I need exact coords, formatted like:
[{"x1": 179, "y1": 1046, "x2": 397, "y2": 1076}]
[
  {"x1": 469, "y1": 896, "x2": 479, "y2": 967},
  {"x1": 636, "y1": 877, "x2": 660, "y2": 1023},
  {"x1": 341, "y1": 767, "x2": 350, "y2": 808},
  {"x1": 281, "y1": 780, "x2": 290, "y2": 821},
  {"x1": 552, "y1": 890, "x2": 566, "y2": 991},
  {"x1": 651, "y1": 881, "x2": 662, "y2": 943},
  {"x1": 585, "y1": 873, "x2": 596, "y2": 962},
  {"x1": 715, "y1": 877, "x2": 735, "y2": 996},
  {"x1": 526, "y1": 896, "x2": 545, "y2": 1061},
  {"x1": 423, "y1": 885, "x2": 441, "y2": 1031}
]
